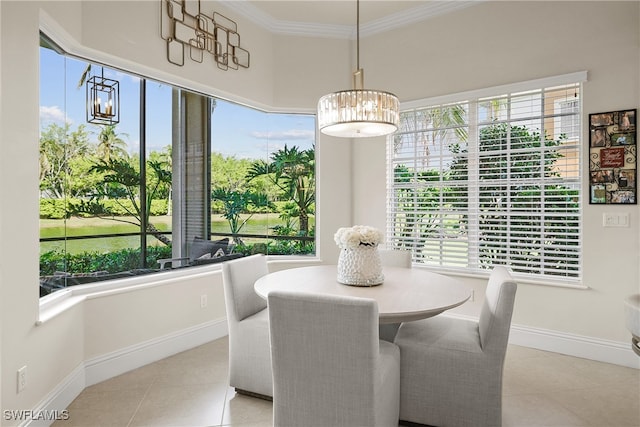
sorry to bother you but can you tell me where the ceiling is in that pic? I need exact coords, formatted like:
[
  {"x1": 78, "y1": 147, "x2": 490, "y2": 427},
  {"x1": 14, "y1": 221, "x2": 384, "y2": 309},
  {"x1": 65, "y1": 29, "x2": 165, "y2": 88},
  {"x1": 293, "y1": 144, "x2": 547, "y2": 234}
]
[{"x1": 221, "y1": 1, "x2": 481, "y2": 38}]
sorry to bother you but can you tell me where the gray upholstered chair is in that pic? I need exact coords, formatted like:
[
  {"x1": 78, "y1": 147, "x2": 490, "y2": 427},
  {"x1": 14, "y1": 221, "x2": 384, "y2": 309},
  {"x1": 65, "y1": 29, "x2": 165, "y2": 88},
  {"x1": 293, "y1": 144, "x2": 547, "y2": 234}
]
[
  {"x1": 393, "y1": 265, "x2": 517, "y2": 427},
  {"x1": 221, "y1": 254, "x2": 272, "y2": 399},
  {"x1": 379, "y1": 248, "x2": 412, "y2": 268},
  {"x1": 268, "y1": 290, "x2": 400, "y2": 427}
]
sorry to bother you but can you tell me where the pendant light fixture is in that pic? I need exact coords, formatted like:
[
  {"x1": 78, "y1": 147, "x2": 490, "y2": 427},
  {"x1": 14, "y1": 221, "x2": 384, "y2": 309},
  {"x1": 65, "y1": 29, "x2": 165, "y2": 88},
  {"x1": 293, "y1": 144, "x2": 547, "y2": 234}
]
[
  {"x1": 317, "y1": 0, "x2": 399, "y2": 138},
  {"x1": 86, "y1": 67, "x2": 120, "y2": 125}
]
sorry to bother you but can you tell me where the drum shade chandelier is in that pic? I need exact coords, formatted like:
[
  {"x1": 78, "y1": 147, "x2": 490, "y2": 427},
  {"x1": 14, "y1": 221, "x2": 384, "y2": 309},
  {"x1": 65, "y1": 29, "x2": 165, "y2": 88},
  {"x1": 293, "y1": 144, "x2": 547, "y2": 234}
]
[{"x1": 317, "y1": 0, "x2": 399, "y2": 138}]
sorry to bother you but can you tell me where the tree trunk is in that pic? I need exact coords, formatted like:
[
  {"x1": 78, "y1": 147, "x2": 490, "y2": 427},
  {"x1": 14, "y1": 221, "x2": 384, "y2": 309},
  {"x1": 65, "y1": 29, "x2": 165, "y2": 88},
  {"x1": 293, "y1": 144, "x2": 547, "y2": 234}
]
[
  {"x1": 299, "y1": 211, "x2": 309, "y2": 235},
  {"x1": 147, "y1": 223, "x2": 172, "y2": 246}
]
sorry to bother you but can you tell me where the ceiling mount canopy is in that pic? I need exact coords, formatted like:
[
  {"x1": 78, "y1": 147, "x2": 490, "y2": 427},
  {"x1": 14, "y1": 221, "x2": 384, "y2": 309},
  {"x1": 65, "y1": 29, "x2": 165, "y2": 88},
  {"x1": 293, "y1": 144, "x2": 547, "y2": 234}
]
[{"x1": 317, "y1": 0, "x2": 399, "y2": 138}]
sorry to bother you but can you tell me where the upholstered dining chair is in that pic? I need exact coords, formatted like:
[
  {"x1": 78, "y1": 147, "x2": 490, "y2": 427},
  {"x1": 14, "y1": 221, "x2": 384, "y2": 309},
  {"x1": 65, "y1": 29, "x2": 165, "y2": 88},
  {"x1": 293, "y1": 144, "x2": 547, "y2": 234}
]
[
  {"x1": 268, "y1": 290, "x2": 400, "y2": 427},
  {"x1": 393, "y1": 265, "x2": 518, "y2": 427},
  {"x1": 379, "y1": 248, "x2": 412, "y2": 268},
  {"x1": 221, "y1": 254, "x2": 272, "y2": 399}
]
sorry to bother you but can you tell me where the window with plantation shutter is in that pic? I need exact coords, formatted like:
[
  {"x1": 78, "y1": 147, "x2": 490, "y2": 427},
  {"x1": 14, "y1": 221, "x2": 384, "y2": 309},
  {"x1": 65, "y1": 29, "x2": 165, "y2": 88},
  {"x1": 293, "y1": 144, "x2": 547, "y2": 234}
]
[{"x1": 387, "y1": 73, "x2": 585, "y2": 284}]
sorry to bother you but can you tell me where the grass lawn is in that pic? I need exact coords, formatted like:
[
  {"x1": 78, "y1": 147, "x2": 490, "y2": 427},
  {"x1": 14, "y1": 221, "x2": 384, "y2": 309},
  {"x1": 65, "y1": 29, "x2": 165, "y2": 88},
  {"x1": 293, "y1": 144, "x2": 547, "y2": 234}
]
[{"x1": 40, "y1": 213, "x2": 314, "y2": 254}]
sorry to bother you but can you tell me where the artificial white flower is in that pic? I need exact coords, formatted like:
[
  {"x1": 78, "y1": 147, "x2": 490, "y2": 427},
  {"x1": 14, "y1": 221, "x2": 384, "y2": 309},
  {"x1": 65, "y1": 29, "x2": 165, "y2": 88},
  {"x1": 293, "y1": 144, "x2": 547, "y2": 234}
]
[{"x1": 334, "y1": 225, "x2": 383, "y2": 249}]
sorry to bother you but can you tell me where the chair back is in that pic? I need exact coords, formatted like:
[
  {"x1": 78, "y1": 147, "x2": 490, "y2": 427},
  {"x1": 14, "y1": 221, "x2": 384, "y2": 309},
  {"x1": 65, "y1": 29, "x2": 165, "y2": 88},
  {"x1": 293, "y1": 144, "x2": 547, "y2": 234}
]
[
  {"x1": 379, "y1": 249, "x2": 411, "y2": 268},
  {"x1": 222, "y1": 254, "x2": 268, "y2": 322},
  {"x1": 268, "y1": 290, "x2": 380, "y2": 426},
  {"x1": 478, "y1": 266, "x2": 517, "y2": 355}
]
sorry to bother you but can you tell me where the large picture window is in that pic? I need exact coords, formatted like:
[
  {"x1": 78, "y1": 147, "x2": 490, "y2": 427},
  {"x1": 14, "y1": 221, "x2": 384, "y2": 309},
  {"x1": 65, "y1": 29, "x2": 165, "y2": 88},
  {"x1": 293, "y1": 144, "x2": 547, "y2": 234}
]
[
  {"x1": 388, "y1": 74, "x2": 584, "y2": 283},
  {"x1": 39, "y1": 33, "x2": 315, "y2": 297}
]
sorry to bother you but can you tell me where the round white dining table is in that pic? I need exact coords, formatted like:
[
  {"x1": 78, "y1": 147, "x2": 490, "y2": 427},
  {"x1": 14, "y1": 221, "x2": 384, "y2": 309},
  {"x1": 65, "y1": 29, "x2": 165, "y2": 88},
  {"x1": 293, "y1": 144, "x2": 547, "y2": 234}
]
[{"x1": 254, "y1": 265, "x2": 472, "y2": 324}]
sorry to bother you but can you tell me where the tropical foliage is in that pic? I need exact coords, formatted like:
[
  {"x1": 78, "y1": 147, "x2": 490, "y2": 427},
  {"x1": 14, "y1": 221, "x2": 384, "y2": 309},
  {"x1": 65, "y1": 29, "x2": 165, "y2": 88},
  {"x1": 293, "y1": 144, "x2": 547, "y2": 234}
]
[
  {"x1": 246, "y1": 144, "x2": 316, "y2": 236},
  {"x1": 392, "y1": 114, "x2": 579, "y2": 276},
  {"x1": 39, "y1": 120, "x2": 317, "y2": 277}
]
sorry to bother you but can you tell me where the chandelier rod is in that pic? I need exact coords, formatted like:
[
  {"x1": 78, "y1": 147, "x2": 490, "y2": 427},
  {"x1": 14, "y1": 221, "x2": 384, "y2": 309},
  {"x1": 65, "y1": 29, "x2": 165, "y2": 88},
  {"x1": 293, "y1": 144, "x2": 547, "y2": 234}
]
[{"x1": 356, "y1": 0, "x2": 360, "y2": 71}]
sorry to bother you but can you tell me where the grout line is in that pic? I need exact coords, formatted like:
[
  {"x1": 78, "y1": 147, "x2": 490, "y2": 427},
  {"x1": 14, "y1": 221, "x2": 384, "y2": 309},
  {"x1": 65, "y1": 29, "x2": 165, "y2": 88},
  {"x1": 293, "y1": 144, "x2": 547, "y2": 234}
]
[
  {"x1": 125, "y1": 373, "x2": 158, "y2": 427},
  {"x1": 218, "y1": 384, "x2": 232, "y2": 426}
]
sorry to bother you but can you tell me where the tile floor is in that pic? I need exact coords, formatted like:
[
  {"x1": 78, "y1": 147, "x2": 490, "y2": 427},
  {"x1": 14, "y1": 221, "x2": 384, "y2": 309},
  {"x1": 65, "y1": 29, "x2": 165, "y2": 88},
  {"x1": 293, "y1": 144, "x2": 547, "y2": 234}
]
[{"x1": 53, "y1": 336, "x2": 639, "y2": 427}]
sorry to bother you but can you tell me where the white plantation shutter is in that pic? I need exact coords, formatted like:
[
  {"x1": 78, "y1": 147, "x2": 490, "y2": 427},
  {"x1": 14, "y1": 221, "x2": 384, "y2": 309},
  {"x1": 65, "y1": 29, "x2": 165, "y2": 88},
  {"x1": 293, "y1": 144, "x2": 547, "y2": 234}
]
[{"x1": 387, "y1": 73, "x2": 585, "y2": 283}]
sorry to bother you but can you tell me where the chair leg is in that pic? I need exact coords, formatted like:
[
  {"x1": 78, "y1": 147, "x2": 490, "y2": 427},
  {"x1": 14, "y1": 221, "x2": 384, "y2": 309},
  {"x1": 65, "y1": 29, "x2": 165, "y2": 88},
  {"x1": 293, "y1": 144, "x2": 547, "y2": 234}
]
[
  {"x1": 234, "y1": 388, "x2": 273, "y2": 401},
  {"x1": 399, "y1": 420, "x2": 436, "y2": 427}
]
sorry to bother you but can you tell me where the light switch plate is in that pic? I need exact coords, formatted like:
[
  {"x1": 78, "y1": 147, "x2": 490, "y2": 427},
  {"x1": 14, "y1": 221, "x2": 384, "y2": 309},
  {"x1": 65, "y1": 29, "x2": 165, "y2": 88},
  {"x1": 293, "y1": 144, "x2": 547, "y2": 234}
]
[{"x1": 603, "y1": 213, "x2": 629, "y2": 227}]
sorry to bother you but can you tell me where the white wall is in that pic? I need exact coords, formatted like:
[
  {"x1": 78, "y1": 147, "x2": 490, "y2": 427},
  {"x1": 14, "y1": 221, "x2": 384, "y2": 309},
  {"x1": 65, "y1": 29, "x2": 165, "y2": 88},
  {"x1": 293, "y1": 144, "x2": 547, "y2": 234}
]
[
  {"x1": 0, "y1": 0, "x2": 638, "y2": 424},
  {"x1": 351, "y1": 0, "x2": 640, "y2": 343},
  {"x1": 0, "y1": 1, "x2": 352, "y2": 421}
]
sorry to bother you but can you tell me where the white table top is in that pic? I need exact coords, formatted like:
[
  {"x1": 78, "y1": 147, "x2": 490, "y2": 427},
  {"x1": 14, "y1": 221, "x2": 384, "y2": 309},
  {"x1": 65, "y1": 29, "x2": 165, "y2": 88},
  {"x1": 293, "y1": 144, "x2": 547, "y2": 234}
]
[{"x1": 254, "y1": 265, "x2": 472, "y2": 324}]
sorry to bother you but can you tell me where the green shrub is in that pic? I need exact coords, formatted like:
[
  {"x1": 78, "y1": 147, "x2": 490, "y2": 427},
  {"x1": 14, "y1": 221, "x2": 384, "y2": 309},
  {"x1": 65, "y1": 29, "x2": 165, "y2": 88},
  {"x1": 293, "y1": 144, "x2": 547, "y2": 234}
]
[
  {"x1": 40, "y1": 198, "x2": 169, "y2": 219},
  {"x1": 40, "y1": 245, "x2": 173, "y2": 276},
  {"x1": 39, "y1": 199, "x2": 71, "y2": 219}
]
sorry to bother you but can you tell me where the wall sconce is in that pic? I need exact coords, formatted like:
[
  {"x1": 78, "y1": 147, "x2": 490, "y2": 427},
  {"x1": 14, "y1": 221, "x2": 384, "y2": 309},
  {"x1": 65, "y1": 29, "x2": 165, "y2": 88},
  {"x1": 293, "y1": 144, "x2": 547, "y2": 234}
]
[{"x1": 86, "y1": 69, "x2": 120, "y2": 125}]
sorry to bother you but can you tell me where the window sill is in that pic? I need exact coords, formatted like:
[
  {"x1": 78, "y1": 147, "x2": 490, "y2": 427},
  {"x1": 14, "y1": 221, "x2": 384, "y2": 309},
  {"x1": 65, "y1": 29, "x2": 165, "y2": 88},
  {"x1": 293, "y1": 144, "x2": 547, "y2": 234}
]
[
  {"x1": 37, "y1": 255, "x2": 323, "y2": 326},
  {"x1": 413, "y1": 265, "x2": 590, "y2": 290},
  {"x1": 37, "y1": 263, "x2": 226, "y2": 326}
]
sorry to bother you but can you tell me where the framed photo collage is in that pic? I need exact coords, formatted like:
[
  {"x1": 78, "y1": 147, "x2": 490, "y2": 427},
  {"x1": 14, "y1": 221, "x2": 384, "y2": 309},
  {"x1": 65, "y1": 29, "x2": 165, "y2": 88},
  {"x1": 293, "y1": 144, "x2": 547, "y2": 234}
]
[{"x1": 589, "y1": 109, "x2": 637, "y2": 204}]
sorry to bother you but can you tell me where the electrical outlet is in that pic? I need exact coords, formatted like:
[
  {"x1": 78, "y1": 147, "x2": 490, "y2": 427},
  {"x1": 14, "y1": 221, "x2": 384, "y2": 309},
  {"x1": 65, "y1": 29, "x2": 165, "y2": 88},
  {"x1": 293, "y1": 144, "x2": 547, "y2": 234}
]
[
  {"x1": 200, "y1": 294, "x2": 208, "y2": 308},
  {"x1": 17, "y1": 366, "x2": 27, "y2": 393}
]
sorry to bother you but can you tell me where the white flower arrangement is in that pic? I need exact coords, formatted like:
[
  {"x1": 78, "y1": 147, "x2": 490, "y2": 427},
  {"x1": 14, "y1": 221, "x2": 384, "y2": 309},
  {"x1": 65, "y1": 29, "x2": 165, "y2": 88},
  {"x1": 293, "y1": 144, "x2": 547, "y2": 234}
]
[{"x1": 334, "y1": 225, "x2": 384, "y2": 249}]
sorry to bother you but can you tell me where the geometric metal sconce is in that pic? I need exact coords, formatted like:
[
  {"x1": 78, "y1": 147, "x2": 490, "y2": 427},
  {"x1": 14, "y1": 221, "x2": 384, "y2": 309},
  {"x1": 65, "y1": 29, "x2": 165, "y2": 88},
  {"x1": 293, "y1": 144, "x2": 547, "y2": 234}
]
[
  {"x1": 160, "y1": 0, "x2": 250, "y2": 71},
  {"x1": 86, "y1": 68, "x2": 120, "y2": 125}
]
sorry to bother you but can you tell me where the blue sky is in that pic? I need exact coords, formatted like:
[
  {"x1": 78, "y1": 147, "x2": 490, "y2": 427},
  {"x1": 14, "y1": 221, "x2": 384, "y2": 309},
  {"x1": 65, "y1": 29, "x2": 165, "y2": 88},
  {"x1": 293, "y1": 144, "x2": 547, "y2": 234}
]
[{"x1": 39, "y1": 46, "x2": 315, "y2": 159}]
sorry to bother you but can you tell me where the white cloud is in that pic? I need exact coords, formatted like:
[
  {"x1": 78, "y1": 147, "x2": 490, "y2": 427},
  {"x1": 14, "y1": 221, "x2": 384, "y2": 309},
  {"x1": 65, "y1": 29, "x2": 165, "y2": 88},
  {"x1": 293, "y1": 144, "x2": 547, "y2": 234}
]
[
  {"x1": 250, "y1": 129, "x2": 315, "y2": 141},
  {"x1": 39, "y1": 105, "x2": 70, "y2": 124}
]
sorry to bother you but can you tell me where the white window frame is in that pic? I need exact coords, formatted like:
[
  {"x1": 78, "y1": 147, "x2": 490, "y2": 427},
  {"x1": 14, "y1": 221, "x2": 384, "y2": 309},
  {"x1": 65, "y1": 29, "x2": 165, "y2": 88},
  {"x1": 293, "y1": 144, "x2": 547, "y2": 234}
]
[{"x1": 387, "y1": 72, "x2": 587, "y2": 287}]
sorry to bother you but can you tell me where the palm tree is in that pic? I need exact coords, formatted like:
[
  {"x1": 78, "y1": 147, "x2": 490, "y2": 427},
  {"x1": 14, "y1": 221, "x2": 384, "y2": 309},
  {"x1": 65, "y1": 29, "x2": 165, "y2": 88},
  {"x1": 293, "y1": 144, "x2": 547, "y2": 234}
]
[
  {"x1": 69, "y1": 157, "x2": 172, "y2": 246},
  {"x1": 211, "y1": 188, "x2": 272, "y2": 245},
  {"x1": 96, "y1": 125, "x2": 128, "y2": 161},
  {"x1": 246, "y1": 145, "x2": 315, "y2": 236}
]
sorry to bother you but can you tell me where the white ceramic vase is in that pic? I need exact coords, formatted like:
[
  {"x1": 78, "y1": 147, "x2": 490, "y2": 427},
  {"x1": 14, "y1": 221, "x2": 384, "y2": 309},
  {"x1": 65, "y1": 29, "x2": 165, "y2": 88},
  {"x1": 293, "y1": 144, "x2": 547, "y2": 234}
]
[{"x1": 336, "y1": 244, "x2": 384, "y2": 286}]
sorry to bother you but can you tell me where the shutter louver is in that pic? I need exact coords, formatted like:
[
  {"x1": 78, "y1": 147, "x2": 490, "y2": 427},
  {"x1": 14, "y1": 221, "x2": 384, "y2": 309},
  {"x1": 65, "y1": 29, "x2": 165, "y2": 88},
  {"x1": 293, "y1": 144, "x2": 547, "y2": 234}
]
[{"x1": 388, "y1": 78, "x2": 583, "y2": 283}]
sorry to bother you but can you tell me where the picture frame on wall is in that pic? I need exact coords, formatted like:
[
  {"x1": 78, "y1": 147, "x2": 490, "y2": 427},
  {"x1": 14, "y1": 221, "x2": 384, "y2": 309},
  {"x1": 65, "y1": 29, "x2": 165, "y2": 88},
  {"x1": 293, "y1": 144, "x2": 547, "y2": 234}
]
[{"x1": 588, "y1": 109, "x2": 637, "y2": 204}]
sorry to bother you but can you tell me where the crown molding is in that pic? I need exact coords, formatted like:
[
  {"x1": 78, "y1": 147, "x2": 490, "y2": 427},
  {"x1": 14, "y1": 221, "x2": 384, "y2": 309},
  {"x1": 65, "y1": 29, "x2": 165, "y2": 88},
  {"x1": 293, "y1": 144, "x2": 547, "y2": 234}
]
[{"x1": 220, "y1": 1, "x2": 482, "y2": 39}]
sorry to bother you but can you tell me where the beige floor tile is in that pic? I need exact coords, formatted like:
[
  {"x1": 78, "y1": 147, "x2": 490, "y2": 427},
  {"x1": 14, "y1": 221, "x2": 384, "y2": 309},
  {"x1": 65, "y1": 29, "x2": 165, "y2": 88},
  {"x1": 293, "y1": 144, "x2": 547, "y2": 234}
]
[
  {"x1": 152, "y1": 359, "x2": 229, "y2": 387},
  {"x1": 84, "y1": 362, "x2": 162, "y2": 393},
  {"x1": 503, "y1": 393, "x2": 590, "y2": 426},
  {"x1": 506, "y1": 344, "x2": 558, "y2": 361},
  {"x1": 54, "y1": 338, "x2": 639, "y2": 427},
  {"x1": 128, "y1": 382, "x2": 228, "y2": 427},
  {"x1": 221, "y1": 388, "x2": 273, "y2": 425},
  {"x1": 53, "y1": 388, "x2": 148, "y2": 427},
  {"x1": 549, "y1": 385, "x2": 640, "y2": 427},
  {"x1": 503, "y1": 353, "x2": 602, "y2": 395}
]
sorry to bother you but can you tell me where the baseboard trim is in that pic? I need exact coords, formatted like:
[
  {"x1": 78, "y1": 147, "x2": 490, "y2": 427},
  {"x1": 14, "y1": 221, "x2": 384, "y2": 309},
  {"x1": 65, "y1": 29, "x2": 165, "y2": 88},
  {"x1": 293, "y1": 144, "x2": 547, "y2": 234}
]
[
  {"x1": 24, "y1": 318, "x2": 228, "y2": 427},
  {"x1": 445, "y1": 313, "x2": 640, "y2": 369},
  {"x1": 21, "y1": 364, "x2": 85, "y2": 427},
  {"x1": 84, "y1": 318, "x2": 228, "y2": 386},
  {"x1": 509, "y1": 323, "x2": 640, "y2": 369}
]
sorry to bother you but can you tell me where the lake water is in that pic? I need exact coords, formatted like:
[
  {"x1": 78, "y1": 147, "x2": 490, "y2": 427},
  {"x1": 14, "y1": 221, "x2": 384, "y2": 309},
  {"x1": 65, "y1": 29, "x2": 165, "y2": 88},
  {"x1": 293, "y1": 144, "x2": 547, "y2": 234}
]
[{"x1": 39, "y1": 214, "x2": 308, "y2": 254}]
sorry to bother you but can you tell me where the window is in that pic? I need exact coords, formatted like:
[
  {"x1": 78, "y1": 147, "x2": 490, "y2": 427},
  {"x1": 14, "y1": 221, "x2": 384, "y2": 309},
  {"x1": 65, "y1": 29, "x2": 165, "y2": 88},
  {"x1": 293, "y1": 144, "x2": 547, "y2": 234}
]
[
  {"x1": 388, "y1": 74, "x2": 584, "y2": 283},
  {"x1": 39, "y1": 33, "x2": 316, "y2": 297}
]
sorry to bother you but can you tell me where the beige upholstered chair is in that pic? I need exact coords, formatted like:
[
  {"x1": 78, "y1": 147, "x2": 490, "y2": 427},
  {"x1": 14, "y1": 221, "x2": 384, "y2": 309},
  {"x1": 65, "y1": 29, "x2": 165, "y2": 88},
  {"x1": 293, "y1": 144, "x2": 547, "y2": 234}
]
[
  {"x1": 394, "y1": 266, "x2": 517, "y2": 427},
  {"x1": 268, "y1": 290, "x2": 400, "y2": 427},
  {"x1": 379, "y1": 249, "x2": 412, "y2": 268},
  {"x1": 221, "y1": 254, "x2": 272, "y2": 399}
]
